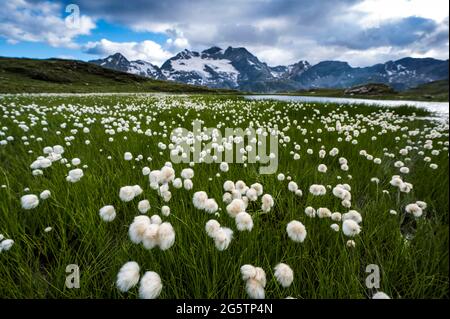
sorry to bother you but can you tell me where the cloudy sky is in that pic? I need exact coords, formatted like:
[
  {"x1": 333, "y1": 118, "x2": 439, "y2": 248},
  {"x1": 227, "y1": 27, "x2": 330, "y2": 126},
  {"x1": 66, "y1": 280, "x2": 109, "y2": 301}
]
[{"x1": 0, "y1": 0, "x2": 448, "y2": 67}]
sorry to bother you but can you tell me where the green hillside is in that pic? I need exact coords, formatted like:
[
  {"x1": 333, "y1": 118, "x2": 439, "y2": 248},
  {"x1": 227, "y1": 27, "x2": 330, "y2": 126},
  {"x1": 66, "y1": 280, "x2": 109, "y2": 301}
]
[
  {"x1": 0, "y1": 57, "x2": 237, "y2": 94},
  {"x1": 402, "y1": 79, "x2": 449, "y2": 101},
  {"x1": 284, "y1": 80, "x2": 449, "y2": 102}
]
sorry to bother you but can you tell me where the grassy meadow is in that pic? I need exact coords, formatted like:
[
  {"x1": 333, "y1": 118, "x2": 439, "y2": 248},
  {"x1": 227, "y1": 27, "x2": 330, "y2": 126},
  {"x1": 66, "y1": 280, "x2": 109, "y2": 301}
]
[{"x1": 0, "y1": 94, "x2": 448, "y2": 298}]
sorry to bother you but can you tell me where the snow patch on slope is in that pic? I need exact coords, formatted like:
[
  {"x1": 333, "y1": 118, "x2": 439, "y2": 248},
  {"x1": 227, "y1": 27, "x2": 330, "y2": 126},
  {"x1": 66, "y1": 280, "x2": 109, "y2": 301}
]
[{"x1": 169, "y1": 56, "x2": 239, "y2": 83}]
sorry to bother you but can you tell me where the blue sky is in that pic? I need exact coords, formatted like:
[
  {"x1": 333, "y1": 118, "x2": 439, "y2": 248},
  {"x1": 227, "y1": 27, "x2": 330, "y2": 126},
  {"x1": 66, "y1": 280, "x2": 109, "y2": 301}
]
[{"x1": 0, "y1": 0, "x2": 448, "y2": 67}]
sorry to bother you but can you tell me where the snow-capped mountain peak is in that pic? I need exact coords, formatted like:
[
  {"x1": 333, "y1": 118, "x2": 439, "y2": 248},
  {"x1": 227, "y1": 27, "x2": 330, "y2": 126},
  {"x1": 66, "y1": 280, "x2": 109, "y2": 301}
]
[{"x1": 89, "y1": 53, "x2": 165, "y2": 80}]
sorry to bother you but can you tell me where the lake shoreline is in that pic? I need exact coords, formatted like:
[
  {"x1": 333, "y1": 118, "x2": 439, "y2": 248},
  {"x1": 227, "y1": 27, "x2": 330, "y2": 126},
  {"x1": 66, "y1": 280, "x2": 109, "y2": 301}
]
[{"x1": 245, "y1": 95, "x2": 450, "y2": 116}]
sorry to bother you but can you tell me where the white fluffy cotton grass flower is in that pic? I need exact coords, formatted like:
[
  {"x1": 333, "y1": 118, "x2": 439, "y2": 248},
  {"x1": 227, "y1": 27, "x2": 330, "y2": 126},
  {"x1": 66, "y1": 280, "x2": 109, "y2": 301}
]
[
  {"x1": 20, "y1": 194, "x2": 39, "y2": 210},
  {"x1": 99, "y1": 205, "x2": 116, "y2": 222},
  {"x1": 119, "y1": 186, "x2": 134, "y2": 202},
  {"x1": 205, "y1": 219, "x2": 221, "y2": 238},
  {"x1": 286, "y1": 220, "x2": 307, "y2": 243},
  {"x1": 193, "y1": 191, "x2": 208, "y2": 210},
  {"x1": 66, "y1": 168, "x2": 84, "y2": 183},
  {"x1": 305, "y1": 206, "x2": 316, "y2": 218},
  {"x1": 274, "y1": 263, "x2": 294, "y2": 288},
  {"x1": 251, "y1": 183, "x2": 263, "y2": 196},
  {"x1": 116, "y1": 261, "x2": 140, "y2": 292},
  {"x1": 138, "y1": 200, "x2": 151, "y2": 214},
  {"x1": 157, "y1": 222, "x2": 176, "y2": 250},
  {"x1": 342, "y1": 219, "x2": 361, "y2": 237},
  {"x1": 204, "y1": 198, "x2": 219, "y2": 214},
  {"x1": 129, "y1": 215, "x2": 151, "y2": 244},
  {"x1": 288, "y1": 181, "x2": 298, "y2": 192},
  {"x1": 245, "y1": 188, "x2": 258, "y2": 201},
  {"x1": 181, "y1": 168, "x2": 194, "y2": 179},
  {"x1": 119, "y1": 185, "x2": 142, "y2": 202},
  {"x1": 346, "y1": 239, "x2": 356, "y2": 248},
  {"x1": 317, "y1": 164, "x2": 328, "y2": 173},
  {"x1": 142, "y1": 223, "x2": 160, "y2": 250},
  {"x1": 261, "y1": 194, "x2": 274, "y2": 212},
  {"x1": 240, "y1": 264, "x2": 266, "y2": 299},
  {"x1": 0, "y1": 238, "x2": 14, "y2": 252},
  {"x1": 245, "y1": 279, "x2": 265, "y2": 299},
  {"x1": 213, "y1": 227, "x2": 233, "y2": 251},
  {"x1": 342, "y1": 210, "x2": 362, "y2": 224},
  {"x1": 124, "y1": 152, "x2": 133, "y2": 161},
  {"x1": 372, "y1": 291, "x2": 391, "y2": 299},
  {"x1": 161, "y1": 205, "x2": 170, "y2": 216},
  {"x1": 39, "y1": 190, "x2": 51, "y2": 200},
  {"x1": 309, "y1": 184, "x2": 326, "y2": 196},
  {"x1": 183, "y1": 179, "x2": 193, "y2": 190},
  {"x1": 223, "y1": 180, "x2": 235, "y2": 192},
  {"x1": 235, "y1": 212, "x2": 254, "y2": 231},
  {"x1": 317, "y1": 207, "x2": 332, "y2": 218},
  {"x1": 226, "y1": 198, "x2": 245, "y2": 218},
  {"x1": 205, "y1": 219, "x2": 233, "y2": 251},
  {"x1": 405, "y1": 203, "x2": 423, "y2": 217},
  {"x1": 139, "y1": 271, "x2": 162, "y2": 299}
]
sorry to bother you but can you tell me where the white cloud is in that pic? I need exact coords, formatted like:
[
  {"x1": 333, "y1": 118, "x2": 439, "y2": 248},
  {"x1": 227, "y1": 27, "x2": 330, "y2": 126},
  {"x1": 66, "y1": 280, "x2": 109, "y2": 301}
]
[
  {"x1": 249, "y1": 46, "x2": 297, "y2": 66},
  {"x1": 0, "y1": 0, "x2": 96, "y2": 49},
  {"x1": 166, "y1": 37, "x2": 190, "y2": 49},
  {"x1": 84, "y1": 38, "x2": 173, "y2": 66},
  {"x1": 352, "y1": 0, "x2": 449, "y2": 27}
]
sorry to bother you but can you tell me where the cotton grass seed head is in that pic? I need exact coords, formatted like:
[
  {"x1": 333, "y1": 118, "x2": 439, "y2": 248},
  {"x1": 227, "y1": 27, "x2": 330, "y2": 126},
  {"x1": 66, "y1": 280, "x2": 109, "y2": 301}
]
[
  {"x1": 142, "y1": 224, "x2": 160, "y2": 249},
  {"x1": 0, "y1": 239, "x2": 14, "y2": 252},
  {"x1": 342, "y1": 210, "x2": 362, "y2": 224},
  {"x1": 405, "y1": 203, "x2": 423, "y2": 217},
  {"x1": 161, "y1": 205, "x2": 170, "y2": 216},
  {"x1": 288, "y1": 181, "x2": 298, "y2": 192},
  {"x1": 67, "y1": 168, "x2": 83, "y2": 183},
  {"x1": 129, "y1": 215, "x2": 151, "y2": 244},
  {"x1": 274, "y1": 263, "x2": 294, "y2": 288},
  {"x1": 205, "y1": 219, "x2": 221, "y2": 237},
  {"x1": 157, "y1": 222, "x2": 176, "y2": 250},
  {"x1": 226, "y1": 198, "x2": 245, "y2": 218},
  {"x1": 139, "y1": 271, "x2": 162, "y2": 299},
  {"x1": 212, "y1": 227, "x2": 233, "y2": 251},
  {"x1": 119, "y1": 186, "x2": 136, "y2": 202},
  {"x1": 305, "y1": 206, "x2": 316, "y2": 218},
  {"x1": 331, "y1": 212, "x2": 342, "y2": 221},
  {"x1": 235, "y1": 212, "x2": 254, "y2": 231},
  {"x1": 346, "y1": 239, "x2": 356, "y2": 248},
  {"x1": 116, "y1": 261, "x2": 140, "y2": 292},
  {"x1": 342, "y1": 219, "x2": 361, "y2": 237},
  {"x1": 286, "y1": 220, "x2": 307, "y2": 242},
  {"x1": 21, "y1": 194, "x2": 39, "y2": 210},
  {"x1": 193, "y1": 191, "x2": 208, "y2": 209},
  {"x1": 240, "y1": 264, "x2": 257, "y2": 281},
  {"x1": 204, "y1": 198, "x2": 219, "y2": 214},
  {"x1": 372, "y1": 291, "x2": 391, "y2": 299},
  {"x1": 318, "y1": 164, "x2": 328, "y2": 173},
  {"x1": 245, "y1": 279, "x2": 265, "y2": 299},
  {"x1": 250, "y1": 183, "x2": 263, "y2": 196},
  {"x1": 39, "y1": 190, "x2": 51, "y2": 200},
  {"x1": 99, "y1": 205, "x2": 116, "y2": 222},
  {"x1": 317, "y1": 207, "x2": 332, "y2": 218},
  {"x1": 138, "y1": 200, "x2": 151, "y2": 214},
  {"x1": 223, "y1": 180, "x2": 235, "y2": 192}
]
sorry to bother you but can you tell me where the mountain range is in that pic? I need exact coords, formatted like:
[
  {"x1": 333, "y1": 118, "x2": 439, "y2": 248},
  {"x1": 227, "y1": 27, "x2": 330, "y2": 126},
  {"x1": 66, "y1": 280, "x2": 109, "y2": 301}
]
[{"x1": 89, "y1": 47, "x2": 449, "y2": 93}]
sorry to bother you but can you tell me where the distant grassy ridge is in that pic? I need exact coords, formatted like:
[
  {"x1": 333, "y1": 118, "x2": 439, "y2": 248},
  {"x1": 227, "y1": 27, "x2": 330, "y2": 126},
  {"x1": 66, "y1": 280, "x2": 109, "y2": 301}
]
[
  {"x1": 278, "y1": 80, "x2": 449, "y2": 102},
  {"x1": 0, "y1": 57, "x2": 239, "y2": 94}
]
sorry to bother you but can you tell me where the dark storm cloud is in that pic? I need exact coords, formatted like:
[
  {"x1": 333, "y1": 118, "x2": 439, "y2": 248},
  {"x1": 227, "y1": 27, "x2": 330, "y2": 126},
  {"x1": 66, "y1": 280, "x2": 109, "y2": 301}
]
[{"x1": 327, "y1": 17, "x2": 442, "y2": 49}]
